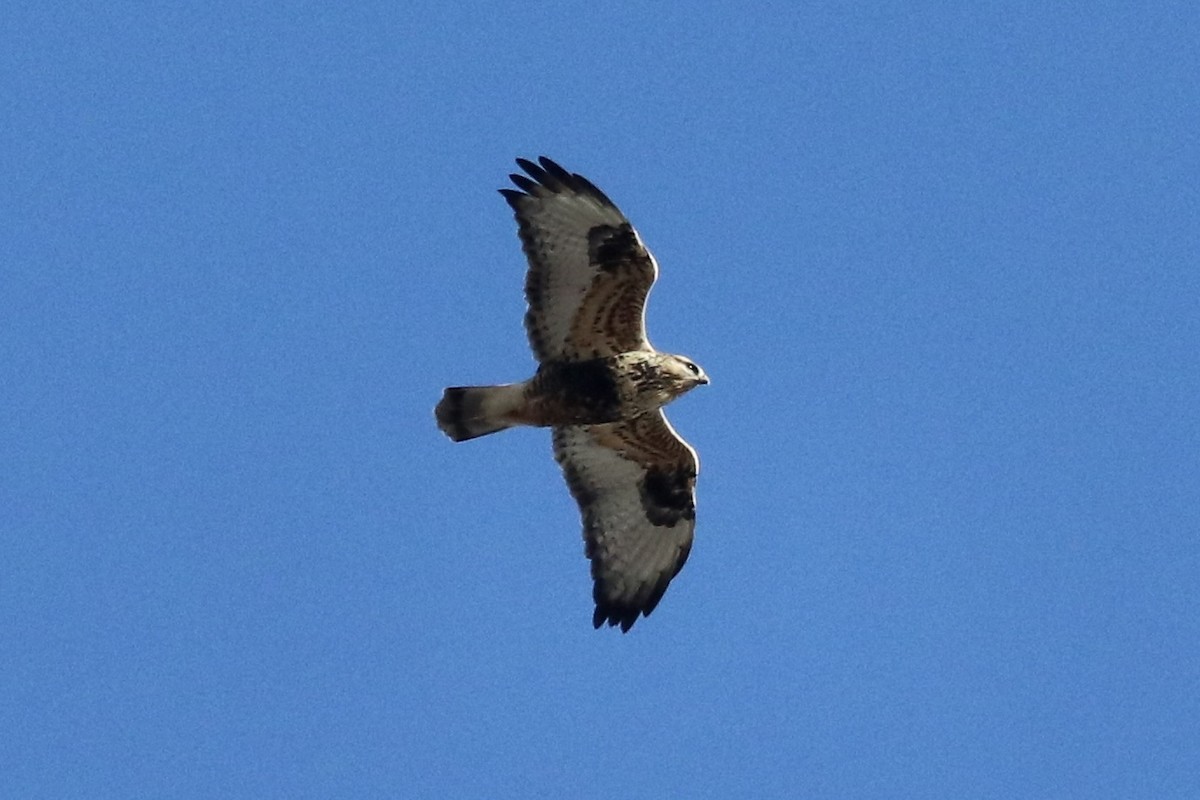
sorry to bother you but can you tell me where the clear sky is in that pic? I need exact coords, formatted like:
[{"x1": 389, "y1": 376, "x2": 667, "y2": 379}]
[{"x1": 4, "y1": 2, "x2": 1198, "y2": 797}]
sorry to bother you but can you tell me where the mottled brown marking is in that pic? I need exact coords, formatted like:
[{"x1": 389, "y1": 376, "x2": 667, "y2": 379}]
[{"x1": 565, "y1": 275, "x2": 652, "y2": 356}]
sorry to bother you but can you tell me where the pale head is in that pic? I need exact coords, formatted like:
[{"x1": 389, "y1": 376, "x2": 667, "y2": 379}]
[
  {"x1": 614, "y1": 351, "x2": 710, "y2": 413},
  {"x1": 661, "y1": 354, "x2": 709, "y2": 391}
]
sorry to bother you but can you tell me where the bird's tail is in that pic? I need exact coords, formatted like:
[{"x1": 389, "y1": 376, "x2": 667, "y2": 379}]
[{"x1": 435, "y1": 383, "x2": 527, "y2": 442}]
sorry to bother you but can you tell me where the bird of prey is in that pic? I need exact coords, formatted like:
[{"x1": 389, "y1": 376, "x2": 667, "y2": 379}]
[{"x1": 435, "y1": 157, "x2": 707, "y2": 632}]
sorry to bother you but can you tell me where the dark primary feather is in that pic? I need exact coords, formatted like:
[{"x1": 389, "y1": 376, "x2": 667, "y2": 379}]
[
  {"x1": 506, "y1": 174, "x2": 540, "y2": 196},
  {"x1": 516, "y1": 157, "x2": 562, "y2": 193},
  {"x1": 501, "y1": 157, "x2": 621, "y2": 212},
  {"x1": 536, "y1": 156, "x2": 621, "y2": 208}
]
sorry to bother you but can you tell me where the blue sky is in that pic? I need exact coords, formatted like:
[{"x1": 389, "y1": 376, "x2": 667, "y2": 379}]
[{"x1": 4, "y1": 2, "x2": 1198, "y2": 797}]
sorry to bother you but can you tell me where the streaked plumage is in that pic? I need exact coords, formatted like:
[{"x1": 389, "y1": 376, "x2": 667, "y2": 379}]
[{"x1": 435, "y1": 157, "x2": 707, "y2": 631}]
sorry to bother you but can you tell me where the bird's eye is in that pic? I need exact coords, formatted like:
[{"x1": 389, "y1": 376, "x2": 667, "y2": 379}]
[{"x1": 685, "y1": 362, "x2": 700, "y2": 374}]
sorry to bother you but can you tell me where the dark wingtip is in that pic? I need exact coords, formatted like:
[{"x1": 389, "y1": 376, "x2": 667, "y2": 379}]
[
  {"x1": 508, "y1": 173, "x2": 540, "y2": 195},
  {"x1": 572, "y1": 174, "x2": 618, "y2": 209},
  {"x1": 593, "y1": 603, "x2": 641, "y2": 633},
  {"x1": 514, "y1": 157, "x2": 549, "y2": 186},
  {"x1": 537, "y1": 156, "x2": 572, "y2": 184},
  {"x1": 506, "y1": 156, "x2": 617, "y2": 208}
]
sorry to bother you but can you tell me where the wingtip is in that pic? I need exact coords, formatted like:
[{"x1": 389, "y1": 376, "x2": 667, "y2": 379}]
[
  {"x1": 537, "y1": 156, "x2": 571, "y2": 182},
  {"x1": 593, "y1": 603, "x2": 641, "y2": 633},
  {"x1": 505, "y1": 155, "x2": 621, "y2": 210}
]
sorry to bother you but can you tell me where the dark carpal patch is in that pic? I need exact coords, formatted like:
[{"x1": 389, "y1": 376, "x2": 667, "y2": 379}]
[
  {"x1": 588, "y1": 223, "x2": 640, "y2": 271},
  {"x1": 640, "y1": 467, "x2": 696, "y2": 527},
  {"x1": 539, "y1": 359, "x2": 622, "y2": 418}
]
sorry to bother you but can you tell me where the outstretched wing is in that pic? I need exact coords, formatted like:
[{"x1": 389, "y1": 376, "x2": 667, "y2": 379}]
[
  {"x1": 552, "y1": 410, "x2": 699, "y2": 632},
  {"x1": 500, "y1": 157, "x2": 658, "y2": 362}
]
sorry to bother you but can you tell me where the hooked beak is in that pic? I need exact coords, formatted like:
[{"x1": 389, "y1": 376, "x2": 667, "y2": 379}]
[{"x1": 698, "y1": 374, "x2": 710, "y2": 386}]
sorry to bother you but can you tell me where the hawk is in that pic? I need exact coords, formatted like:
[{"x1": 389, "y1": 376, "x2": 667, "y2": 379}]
[{"x1": 435, "y1": 157, "x2": 708, "y2": 632}]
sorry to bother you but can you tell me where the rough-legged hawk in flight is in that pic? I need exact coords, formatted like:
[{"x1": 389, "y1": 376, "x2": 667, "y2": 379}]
[{"x1": 435, "y1": 157, "x2": 707, "y2": 632}]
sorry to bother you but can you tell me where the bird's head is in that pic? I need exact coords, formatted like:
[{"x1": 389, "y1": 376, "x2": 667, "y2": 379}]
[{"x1": 663, "y1": 354, "x2": 709, "y2": 391}]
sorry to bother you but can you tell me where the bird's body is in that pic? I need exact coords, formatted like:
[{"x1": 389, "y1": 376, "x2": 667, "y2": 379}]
[
  {"x1": 435, "y1": 157, "x2": 707, "y2": 631},
  {"x1": 436, "y1": 351, "x2": 704, "y2": 440}
]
